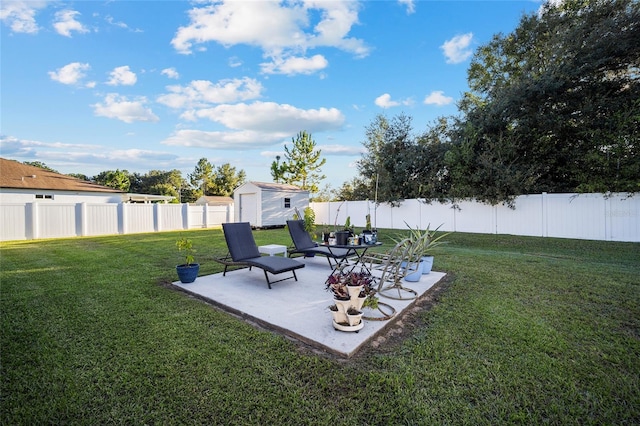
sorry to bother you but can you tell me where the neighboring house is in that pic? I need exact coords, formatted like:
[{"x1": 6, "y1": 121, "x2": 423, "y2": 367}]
[
  {"x1": 233, "y1": 181, "x2": 309, "y2": 228},
  {"x1": 194, "y1": 195, "x2": 234, "y2": 206},
  {"x1": 0, "y1": 158, "x2": 174, "y2": 204}
]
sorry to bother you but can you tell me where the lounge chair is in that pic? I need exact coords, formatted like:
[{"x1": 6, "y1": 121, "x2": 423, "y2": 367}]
[
  {"x1": 220, "y1": 222, "x2": 305, "y2": 289},
  {"x1": 286, "y1": 220, "x2": 352, "y2": 268}
]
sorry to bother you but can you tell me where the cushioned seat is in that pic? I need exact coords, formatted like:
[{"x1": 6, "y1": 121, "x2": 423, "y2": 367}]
[
  {"x1": 286, "y1": 220, "x2": 351, "y2": 267},
  {"x1": 221, "y1": 222, "x2": 305, "y2": 289}
]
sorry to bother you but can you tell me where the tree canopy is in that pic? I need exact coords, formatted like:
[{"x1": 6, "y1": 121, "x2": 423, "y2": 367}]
[
  {"x1": 340, "y1": 0, "x2": 639, "y2": 206},
  {"x1": 272, "y1": 131, "x2": 326, "y2": 194}
]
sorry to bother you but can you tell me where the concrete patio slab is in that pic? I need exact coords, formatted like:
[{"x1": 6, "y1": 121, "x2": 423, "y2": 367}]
[{"x1": 173, "y1": 256, "x2": 445, "y2": 358}]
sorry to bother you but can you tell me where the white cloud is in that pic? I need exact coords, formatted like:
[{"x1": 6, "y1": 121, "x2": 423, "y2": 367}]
[
  {"x1": 441, "y1": 33, "x2": 473, "y2": 64},
  {"x1": 398, "y1": 0, "x2": 415, "y2": 15},
  {"x1": 191, "y1": 101, "x2": 345, "y2": 133},
  {"x1": 106, "y1": 66, "x2": 137, "y2": 86},
  {"x1": 424, "y1": 91, "x2": 454, "y2": 106},
  {"x1": 228, "y1": 56, "x2": 242, "y2": 68},
  {"x1": 170, "y1": 1, "x2": 369, "y2": 64},
  {"x1": 157, "y1": 77, "x2": 263, "y2": 109},
  {"x1": 92, "y1": 93, "x2": 159, "y2": 123},
  {"x1": 261, "y1": 54, "x2": 328, "y2": 75},
  {"x1": 48, "y1": 62, "x2": 90, "y2": 85},
  {"x1": 53, "y1": 10, "x2": 89, "y2": 37},
  {"x1": 162, "y1": 129, "x2": 287, "y2": 149},
  {"x1": 374, "y1": 93, "x2": 413, "y2": 109},
  {"x1": 161, "y1": 67, "x2": 180, "y2": 79},
  {"x1": 319, "y1": 144, "x2": 364, "y2": 155},
  {"x1": 105, "y1": 15, "x2": 142, "y2": 32},
  {"x1": 375, "y1": 93, "x2": 399, "y2": 108},
  {"x1": 162, "y1": 101, "x2": 345, "y2": 149},
  {"x1": 0, "y1": 0, "x2": 46, "y2": 34}
]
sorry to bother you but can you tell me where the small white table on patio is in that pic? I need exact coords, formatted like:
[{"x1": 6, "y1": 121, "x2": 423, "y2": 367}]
[{"x1": 258, "y1": 244, "x2": 288, "y2": 257}]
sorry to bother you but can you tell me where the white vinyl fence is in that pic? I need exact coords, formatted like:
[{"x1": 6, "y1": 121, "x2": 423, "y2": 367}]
[
  {"x1": 0, "y1": 203, "x2": 233, "y2": 241},
  {"x1": 311, "y1": 193, "x2": 639, "y2": 243},
  {"x1": 1, "y1": 193, "x2": 637, "y2": 243}
]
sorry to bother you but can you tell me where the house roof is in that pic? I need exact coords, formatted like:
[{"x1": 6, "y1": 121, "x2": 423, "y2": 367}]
[
  {"x1": 0, "y1": 158, "x2": 121, "y2": 193},
  {"x1": 246, "y1": 181, "x2": 306, "y2": 192}
]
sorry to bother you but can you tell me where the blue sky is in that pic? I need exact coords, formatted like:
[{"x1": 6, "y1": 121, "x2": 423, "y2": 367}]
[{"x1": 1, "y1": 0, "x2": 542, "y2": 190}]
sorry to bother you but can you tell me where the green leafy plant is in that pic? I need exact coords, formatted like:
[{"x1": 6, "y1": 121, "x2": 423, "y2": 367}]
[
  {"x1": 404, "y1": 222, "x2": 450, "y2": 257},
  {"x1": 176, "y1": 237, "x2": 196, "y2": 266},
  {"x1": 303, "y1": 207, "x2": 316, "y2": 234}
]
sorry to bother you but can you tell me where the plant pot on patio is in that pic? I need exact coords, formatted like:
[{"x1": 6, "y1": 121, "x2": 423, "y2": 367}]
[{"x1": 176, "y1": 263, "x2": 200, "y2": 283}]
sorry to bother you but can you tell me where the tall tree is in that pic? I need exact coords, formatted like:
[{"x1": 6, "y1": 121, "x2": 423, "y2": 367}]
[
  {"x1": 356, "y1": 113, "x2": 417, "y2": 205},
  {"x1": 279, "y1": 131, "x2": 326, "y2": 193},
  {"x1": 451, "y1": 0, "x2": 640, "y2": 204},
  {"x1": 189, "y1": 158, "x2": 215, "y2": 198},
  {"x1": 270, "y1": 155, "x2": 287, "y2": 183},
  {"x1": 210, "y1": 163, "x2": 246, "y2": 196}
]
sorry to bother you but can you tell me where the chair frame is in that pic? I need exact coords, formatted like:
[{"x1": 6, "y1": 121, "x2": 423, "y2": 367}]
[{"x1": 286, "y1": 220, "x2": 351, "y2": 268}]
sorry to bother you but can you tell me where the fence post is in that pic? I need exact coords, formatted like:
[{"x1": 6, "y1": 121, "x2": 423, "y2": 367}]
[
  {"x1": 77, "y1": 203, "x2": 87, "y2": 237},
  {"x1": 203, "y1": 204, "x2": 209, "y2": 228},
  {"x1": 25, "y1": 202, "x2": 36, "y2": 240},
  {"x1": 154, "y1": 203, "x2": 161, "y2": 232},
  {"x1": 118, "y1": 202, "x2": 126, "y2": 235},
  {"x1": 182, "y1": 203, "x2": 189, "y2": 229},
  {"x1": 541, "y1": 192, "x2": 548, "y2": 237}
]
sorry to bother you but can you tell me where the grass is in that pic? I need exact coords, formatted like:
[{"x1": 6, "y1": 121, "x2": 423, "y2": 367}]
[{"x1": 1, "y1": 228, "x2": 639, "y2": 425}]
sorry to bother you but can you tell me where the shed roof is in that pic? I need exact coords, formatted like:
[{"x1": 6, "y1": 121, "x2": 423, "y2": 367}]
[
  {"x1": 245, "y1": 181, "x2": 306, "y2": 192},
  {"x1": 195, "y1": 195, "x2": 234, "y2": 205},
  {"x1": 0, "y1": 158, "x2": 121, "y2": 193}
]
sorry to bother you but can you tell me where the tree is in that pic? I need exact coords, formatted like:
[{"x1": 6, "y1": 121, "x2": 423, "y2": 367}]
[
  {"x1": 278, "y1": 131, "x2": 326, "y2": 193},
  {"x1": 451, "y1": 0, "x2": 640, "y2": 203},
  {"x1": 356, "y1": 113, "x2": 418, "y2": 205},
  {"x1": 93, "y1": 169, "x2": 131, "y2": 192},
  {"x1": 23, "y1": 161, "x2": 58, "y2": 173},
  {"x1": 270, "y1": 155, "x2": 287, "y2": 183},
  {"x1": 210, "y1": 163, "x2": 246, "y2": 196},
  {"x1": 189, "y1": 158, "x2": 215, "y2": 198}
]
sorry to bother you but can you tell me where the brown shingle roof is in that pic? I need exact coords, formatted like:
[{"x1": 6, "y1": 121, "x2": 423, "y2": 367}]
[{"x1": 0, "y1": 158, "x2": 121, "y2": 193}]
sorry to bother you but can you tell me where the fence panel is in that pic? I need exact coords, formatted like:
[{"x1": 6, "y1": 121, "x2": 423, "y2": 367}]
[
  {"x1": 606, "y1": 195, "x2": 640, "y2": 242},
  {"x1": 85, "y1": 204, "x2": 119, "y2": 236},
  {"x1": 0, "y1": 204, "x2": 27, "y2": 241},
  {"x1": 158, "y1": 204, "x2": 184, "y2": 231},
  {"x1": 418, "y1": 202, "x2": 455, "y2": 232},
  {"x1": 453, "y1": 201, "x2": 496, "y2": 234},
  {"x1": 124, "y1": 204, "x2": 155, "y2": 234},
  {"x1": 38, "y1": 204, "x2": 77, "y2": 239},
  {"x1": 496, "y1": 195, "x2": 543, "y2": 237},
  {"x1": 188, "y1": 205, "x2": 205, "y2": 229},
  {"x1": 206, "y1": 205, "x2": 231, "y2": 226},
  {"x1": 545, "y1": 193, "x2": 606, "y2": 240}
]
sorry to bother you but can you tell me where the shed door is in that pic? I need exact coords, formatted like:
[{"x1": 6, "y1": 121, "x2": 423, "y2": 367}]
[{"x1": 239, "y1": 193, "x2": 258, "y2": 226}]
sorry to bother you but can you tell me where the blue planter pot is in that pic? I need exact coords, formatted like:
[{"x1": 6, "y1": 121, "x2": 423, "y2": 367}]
[
  {"x1": 402, "y1": 260, "x2": 423, "y2": 282},
  {"x1": 421, "y1": 256, "x2": 434, "y2": 274},
  {"x1": 176, "y1": 263, "x2": 200, "y2": 283}
]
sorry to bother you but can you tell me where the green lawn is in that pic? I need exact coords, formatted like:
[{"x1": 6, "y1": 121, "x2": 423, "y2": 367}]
[{"x1": 1, "y1": 229, "x2": 639, "y2": 425}]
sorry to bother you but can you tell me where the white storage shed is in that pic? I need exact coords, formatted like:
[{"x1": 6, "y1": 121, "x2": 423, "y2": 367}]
[{"x1": 233, "y1": 181, "x2": 309, "y2": 228}]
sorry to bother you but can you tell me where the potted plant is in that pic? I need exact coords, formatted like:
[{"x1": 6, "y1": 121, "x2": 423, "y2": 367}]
[
  {"x1": 175, "y1": 237, "x2": 200, "y2": 283},
  {"x1": 326, "y1": 271, "x2": 378, "y2": 331},
  {"x1": 335, "y1": 216, "x2": 354, "y2": 245},
  {"x1": 404, "y1": 222, "x2": 450, "y2": 276}
]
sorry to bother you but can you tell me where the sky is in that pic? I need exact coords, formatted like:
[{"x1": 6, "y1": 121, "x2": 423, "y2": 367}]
[{"x1": 0, "y1": 0, "x2": 543, "y2": 191}]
